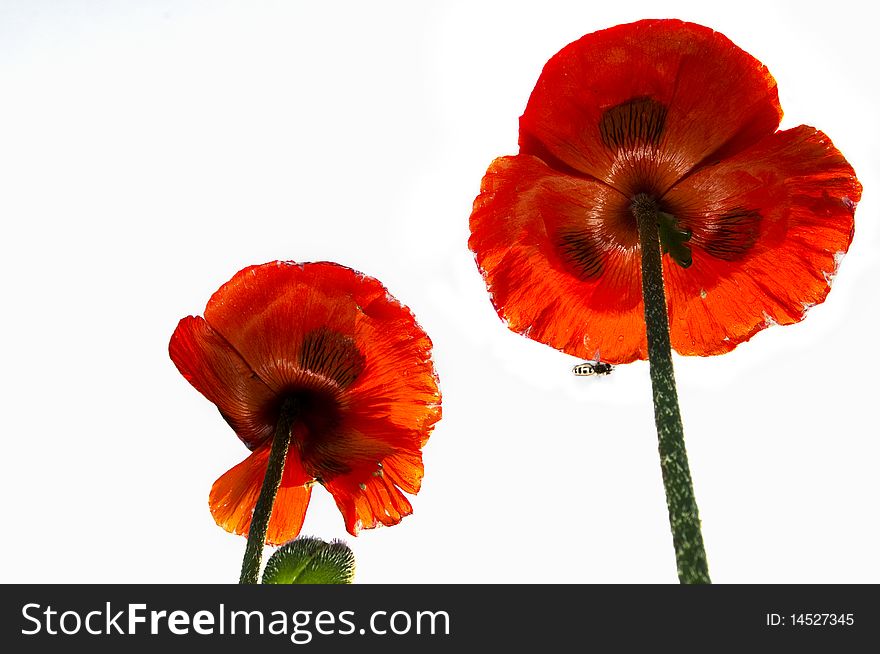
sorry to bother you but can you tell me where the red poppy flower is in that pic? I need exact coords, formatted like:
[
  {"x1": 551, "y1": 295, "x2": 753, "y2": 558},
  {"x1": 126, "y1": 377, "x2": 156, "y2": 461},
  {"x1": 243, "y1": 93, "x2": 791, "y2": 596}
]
[
  {"x1": 469, "y1": 19, "x2": 861, "y2": 363},
  {"x1": 169, "y1": 262, "x2": 441, "y2": 545}
]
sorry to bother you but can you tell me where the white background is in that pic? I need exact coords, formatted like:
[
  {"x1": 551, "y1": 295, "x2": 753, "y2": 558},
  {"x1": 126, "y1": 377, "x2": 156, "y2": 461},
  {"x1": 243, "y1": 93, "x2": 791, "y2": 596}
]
[{"x1": 1, "y1": 0, "x2": 877, "y2": 584}]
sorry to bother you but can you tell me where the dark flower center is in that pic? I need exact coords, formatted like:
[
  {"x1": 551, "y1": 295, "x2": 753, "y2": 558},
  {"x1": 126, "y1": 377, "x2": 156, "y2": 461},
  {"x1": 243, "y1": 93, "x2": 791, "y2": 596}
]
[
  {"x1": 631, "y1": 194, "x2": 693, "y2": 269},
  {"x1": 261, "y1": 327, "x2": 369, "y2": 481},
  {"x1": 545, "y1": 95, "x2": 764, "y2": 282},
  {"x1": 269, "y1": 385, "x2": 343, "y2": 447},
  {"x1": 556, "y1": 193, "x2": 693, "y2": 280}
]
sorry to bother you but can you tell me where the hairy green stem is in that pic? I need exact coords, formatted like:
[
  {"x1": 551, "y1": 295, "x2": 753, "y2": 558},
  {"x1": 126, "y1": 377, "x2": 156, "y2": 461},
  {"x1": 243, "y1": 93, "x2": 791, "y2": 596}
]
[
  {"x1": 632, "y1": 194, "x2": 711, "y2": 584},
  {"x1": 239, "y1": 398, "x2": 298, "y2": 584}
]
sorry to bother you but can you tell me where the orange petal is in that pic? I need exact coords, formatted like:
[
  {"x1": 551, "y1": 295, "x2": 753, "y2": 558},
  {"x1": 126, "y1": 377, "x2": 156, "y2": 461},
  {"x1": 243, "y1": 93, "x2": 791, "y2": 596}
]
[
  {"x1": 663, "y1": 126, "x2": 861, "y2": 354},
  {"x1": 202, "y1": 262, "x2": 356, "y2": 392},
  {"x1": 169, "y1": 316, "x2": 276, "y2": 449},
  {"x1": 380, "y1": 450, "x2": 424, "y2": 495},
  {"x1": 520, "y1": 19, "x2": 781, "y2": 196},
  {"x1": 346, "y1": 305, "x2": 441, "y2": 442},
  {"x1": 202, "y1": 261, "x2": 432, "y2": 398},
  {"x1": 469, "y1": 154, "x2": 648, "y2": 363},
  {"x1": 209, "y1": 444, "x2": 312, "y2": 545},
  {"x1": 324, "y1": 467, "x2": 414, "y2": 535},
  {"x1": 294, "y1": 421, "x2": 396, "y2": 482}
]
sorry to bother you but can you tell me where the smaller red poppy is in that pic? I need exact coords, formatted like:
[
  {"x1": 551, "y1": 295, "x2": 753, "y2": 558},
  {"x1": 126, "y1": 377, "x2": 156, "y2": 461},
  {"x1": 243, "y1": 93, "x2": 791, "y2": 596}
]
[{"x1": 169, "y1": 261, "x2": 441, "y2": 545}]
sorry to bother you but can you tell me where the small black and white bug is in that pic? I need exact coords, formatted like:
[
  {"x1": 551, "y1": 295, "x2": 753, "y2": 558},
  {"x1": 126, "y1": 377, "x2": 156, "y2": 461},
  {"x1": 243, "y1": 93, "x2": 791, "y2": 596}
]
[{"x1": 572, "y1": 360, "x2": 614, "y2": 376}]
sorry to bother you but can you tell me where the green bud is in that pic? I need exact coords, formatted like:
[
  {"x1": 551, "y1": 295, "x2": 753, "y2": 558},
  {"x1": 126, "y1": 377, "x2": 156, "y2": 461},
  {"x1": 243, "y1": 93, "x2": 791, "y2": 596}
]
[{"x1": 262, "y1": 536, "x2": 356, "y2": 584}]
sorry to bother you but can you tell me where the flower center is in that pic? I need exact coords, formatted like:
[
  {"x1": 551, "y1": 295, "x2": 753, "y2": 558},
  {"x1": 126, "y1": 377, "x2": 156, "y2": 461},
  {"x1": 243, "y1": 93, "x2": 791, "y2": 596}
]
[
  {"x1": 632, "y1": 194, "x2": 693, "y2": 268},
  {"x1": 265, "y1": 327, "x2": 370, "y2": 482},
  {"x1": 265, "y1": 378, "x2": 350, "y2": 482},
  {"x1": 555, "y1": 192, "x2": 694, "y2": 280}
]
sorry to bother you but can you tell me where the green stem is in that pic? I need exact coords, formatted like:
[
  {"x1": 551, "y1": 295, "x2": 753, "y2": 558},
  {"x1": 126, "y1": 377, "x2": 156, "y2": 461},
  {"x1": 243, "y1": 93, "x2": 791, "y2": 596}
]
[
  {"x1": 239, "y1": 398, "x2": 298, "y2": 584},
  {"x1": 632, "y1": 194, "x2": 711, "y2": 584}
]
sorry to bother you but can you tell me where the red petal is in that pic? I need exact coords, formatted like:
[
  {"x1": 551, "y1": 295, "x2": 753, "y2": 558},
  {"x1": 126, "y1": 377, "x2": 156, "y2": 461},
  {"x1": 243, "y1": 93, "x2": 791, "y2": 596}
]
[
  {"x1": 209, "y1": 444, "x2": 313, "y2": 546},
  {"x1": 324, "y1": 466, "x2": 415, "y2": 535},
  {"x1": 293, "y1": 408, "x2": 426, "y2": 502},
  {"x1": 520, "y1": 19, "x2": 781, "y2": 196},
  {"x1": 200, "y1": 262, "x2": 357, "y2": 393},
  {"x1": 201, "y1": 261, "x2": 441, "y2": 411},
  {"x1": 169, "y1": 316, "x2": 276, "y2": 449},
  {"x1": 469, "y1": 154, "x2": 647, "y2": 363},
  {"x1": 294, "y1": 419, "x2": 400, "y2": 482},
  {"x1": 346, "y1": 300, "x2": 442, "y2": 441},
  {"x1": 663, "y1": 126, "x2": 861, "y2": 354}
]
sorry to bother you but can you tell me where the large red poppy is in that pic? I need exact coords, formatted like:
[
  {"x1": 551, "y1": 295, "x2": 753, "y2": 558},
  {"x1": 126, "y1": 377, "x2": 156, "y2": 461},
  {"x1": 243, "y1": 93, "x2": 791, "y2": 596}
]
[
  {"x1": 469, "y1": 19, "x2": 861, "y2": 363},
  {"x1": 169, "y1": 262, "x2": 441, "y2": 545}
]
